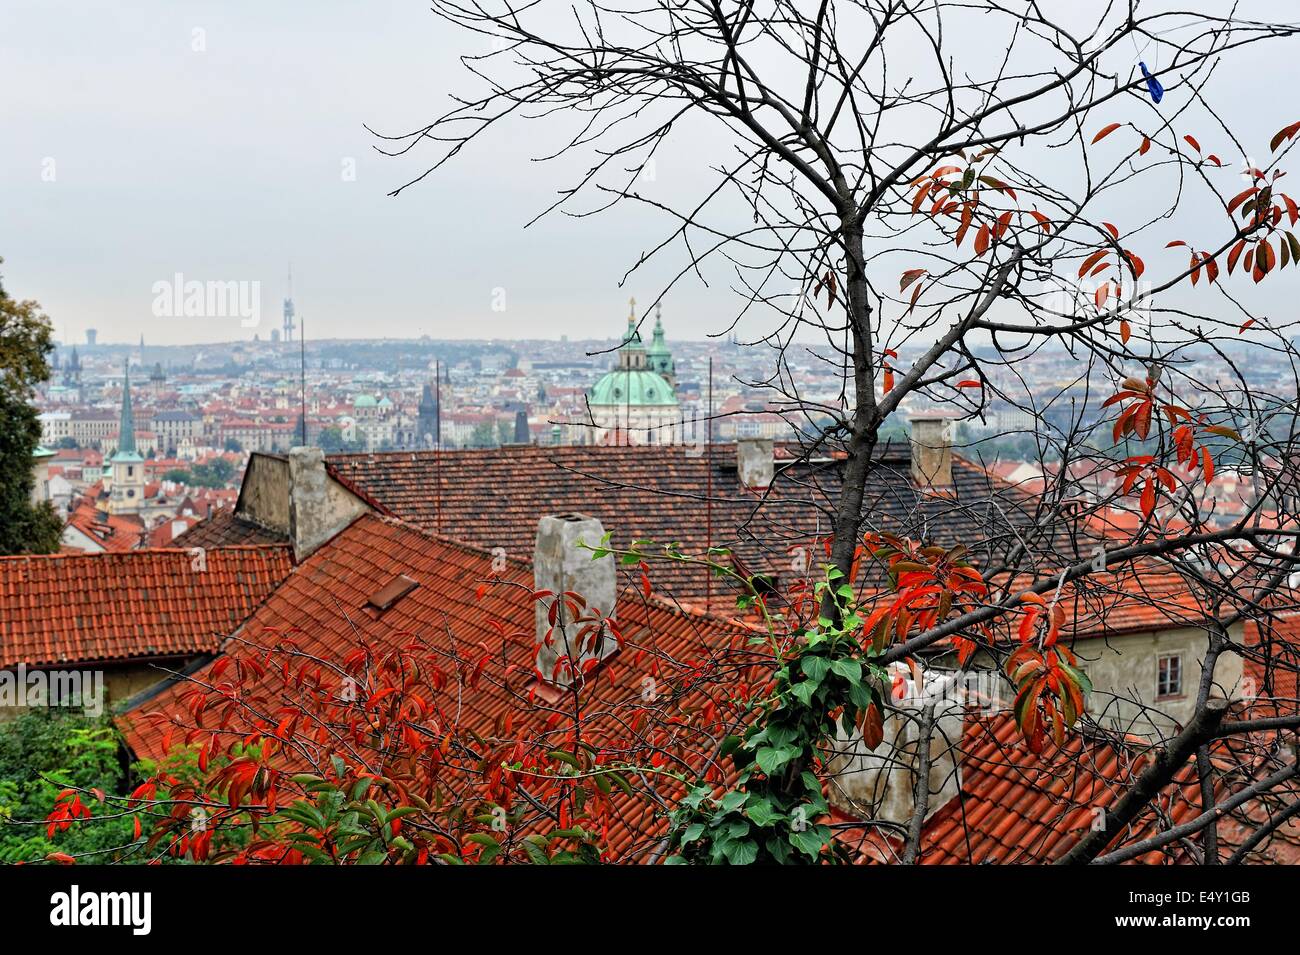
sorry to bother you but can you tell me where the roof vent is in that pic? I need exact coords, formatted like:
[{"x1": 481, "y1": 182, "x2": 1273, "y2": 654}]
[
  {"x1": 736, "y1": 437, "x2": 775, "y2": 489},
  {"x1": 533, "y1": 513, "x2": 616, "y2": 686},
  {"x1": 367, "y1": 574, "x2": 419, "y2": 611}
]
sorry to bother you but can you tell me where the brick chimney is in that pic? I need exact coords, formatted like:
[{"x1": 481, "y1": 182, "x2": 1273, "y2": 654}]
[
  {"x1": 908, "y1": 414, "x2": 955, "y2": 489},
  {"x1": 533, "y1": 514, "x2": 617, "y2": 686},
  {"x1": 736, "y1": 437, "x2": 775, "y2": 489},
  {"x1": 287, "y1": 446, "x2": 367, "y2": 561},
  {"x1": 828, "y1": 663, "x2": 964, "y2": 830}
]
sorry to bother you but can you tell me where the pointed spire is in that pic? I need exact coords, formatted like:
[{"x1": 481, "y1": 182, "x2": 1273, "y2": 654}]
[{"x1": 116, "y1": 360, "x2": 137, "y2": 456}]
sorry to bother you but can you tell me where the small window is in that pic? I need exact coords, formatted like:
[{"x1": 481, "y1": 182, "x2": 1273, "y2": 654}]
[
  {"x1": 367, "y1": 574, "x2": 419, "y2": 611},
  {"x1": 1157, "y1": 654, "x2": 1183, "y2": 699}
]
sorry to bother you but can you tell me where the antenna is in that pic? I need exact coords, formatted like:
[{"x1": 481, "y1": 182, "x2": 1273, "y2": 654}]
[
  {"x1": 706, "y1": 355, "x2": 713, "y2": 604},
  {"x1": 299, "y1": 317, "x2": 307, "y2": 446}
]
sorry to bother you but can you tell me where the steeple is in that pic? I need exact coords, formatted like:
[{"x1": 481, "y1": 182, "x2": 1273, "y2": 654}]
[
  {"x1": 650, "y1": 302, "x2": 667, "y2": 350},
  {"x1": 116, "y1": 360, "x2": 137, "y2": 456},
  {"x1": 617, "y1": 297, "x2": 647, "y2": 371},
  {"x1": 283, "y1": 264, "x2": 296, "y2": 343},
  {"x1": 623, "y1": 297, "x2": 641, "y2": 346},
  {"x1": 645, "y1": 302, "x2": 675, "y2": 387},
  {"x1": 416, "y1": 369, "x2": 441, "y2": 449}
]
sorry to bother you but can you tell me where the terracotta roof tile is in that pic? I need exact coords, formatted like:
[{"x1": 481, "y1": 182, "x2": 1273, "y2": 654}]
[
  {"x1": 119, "y1": 513, "x2": 760, "y2": 860},
  {"x1": 0, "y1": 546, "x2": 293, "y2": 668},
  {"x1": 173, "y1": 509, "x2": 286, "y2": 548},
  {"x1": 324, "y1": 443, "x2": 1068, "y2": 600},
  {"x1": 837, "y1": 712, "x2": 1209, "y2": 865}
]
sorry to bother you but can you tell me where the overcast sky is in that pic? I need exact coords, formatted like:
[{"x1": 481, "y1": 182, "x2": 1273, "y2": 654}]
[{"x1": 3, "y1": 1, "x2": 1296, "y2": 346}]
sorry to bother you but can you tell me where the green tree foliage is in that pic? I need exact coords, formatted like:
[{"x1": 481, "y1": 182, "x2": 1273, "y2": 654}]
[
  {"x1": 468, "y1": 421, "x2": 498, "y2": 448},
  {"x1": 0, "y1": 709, "x2": 139, "y2": 863},
  {"x1": 317, "y1": 426, "x2": 364, "y2": 453},
  {"x1": 0, "y1": 259, "x2": 63, "y2": 555},
  {"x1": 186, "y1": 458, "x2": 236, "y2": 488}
]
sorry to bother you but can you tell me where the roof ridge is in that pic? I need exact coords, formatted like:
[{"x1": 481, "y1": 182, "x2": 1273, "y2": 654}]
[{"x1": 0, "y1": 543, "x2": 291, "y2": 563}]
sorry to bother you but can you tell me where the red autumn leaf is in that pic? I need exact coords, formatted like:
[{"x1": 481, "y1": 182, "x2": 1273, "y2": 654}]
[
  {"x1": 911, "y1": 184, "x2": 930, "y2": 214},
  {"x1": 1078, "y1": 249, "x2": 1108, "y2": 278},
  {"x1": 899, "y1": 268, "x2": 927, "y2": 293},
  {"x1": 1123, "y1": 250, "x2": 1145, "y2": 280},
  {"x1": 1140, "y1": 479, "x2": 1157, "y2": 518},
  {"x1": 1227, "y1": 239, "x2": 1247, "y2": 274},
  {"x1": 1184, "y1": 134, "x2": 1201, "y2": 153},
  {"x1": 1139, "y1": 135, "x2": 1151, "y2": 156},
  {"x1": 1239, "y1": 318, "x2": 1256, "y2": 333},
  {"x1": 1091, "y1": 122, "x2": 1121, "y2": 144},
  {"x1": 856, "y1": 703, "x2": 884, "y2": 751},
  {"x1": 974, "y1": 223, "x2": 991, "y2": 256},
  {"x1": 955, "y1": 202, "x2": 973, "y2": 246},
  {"x1": 1120, "y1": 319, "x2": 1132, "y2": 345},
  {"x1": 1270, "y1": 120, "x2": 1300, "y2": 153}
]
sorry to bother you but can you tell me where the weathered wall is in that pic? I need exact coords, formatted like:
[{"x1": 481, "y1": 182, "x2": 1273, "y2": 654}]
[
  {"x1": 237, "y1": 453, "x2": 291, "y2": 532},
  {"x1": 943, "y1": 621, "x2": 1248, "y2": 739},
  {"x1": 288, "y1": 447, "x2": 368, "y2": 560},
  {"x1": 0, "y1": 658, "x2": 195, "y2": 724},
  {"x1": 1074, "y1": 623, "x2": 1246, "y2": 738}
]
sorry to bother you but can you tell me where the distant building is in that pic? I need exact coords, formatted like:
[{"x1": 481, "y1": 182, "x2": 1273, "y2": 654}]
[
  {"x1": 105, "y1": 362, "x2": 144, "y2": 515},
  {"x1": 586, "y1": 300, "x2": 680, "y2": 445},
  {"x1": 416, "y1": 381, "x2": 439, "y2": 449}
]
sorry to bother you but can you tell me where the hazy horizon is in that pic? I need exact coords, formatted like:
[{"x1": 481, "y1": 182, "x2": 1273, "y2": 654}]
[{"x1": 5, "y1": 0, "x2": 1297, "y2": 347}]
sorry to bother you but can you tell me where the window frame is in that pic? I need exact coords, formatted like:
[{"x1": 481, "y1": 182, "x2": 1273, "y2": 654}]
[{"x1": 1156, "y1": 653, "x2": 1184, "y2": 700}]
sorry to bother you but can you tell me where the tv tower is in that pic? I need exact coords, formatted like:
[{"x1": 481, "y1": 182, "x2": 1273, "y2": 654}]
[{"x1": 282, "y1": 265, "x2": 296, "y2": 343}]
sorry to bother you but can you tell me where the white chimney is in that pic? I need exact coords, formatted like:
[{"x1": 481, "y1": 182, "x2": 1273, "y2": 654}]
[
  {"x1": 828, "y1": 663, "x2": 964, "y2": 830},
  {"x1": 908, "y1": 414, "x2": 955, "y2": 489},
  {"x1": 533, "y1": 514, "x2": 617, "y2": 686},
  {"x1": 287, "y1": 446, "x2": 368, "y2": 561},
  {"x1": 736, "y1": 437, "x2": 775, "y2": 489}
]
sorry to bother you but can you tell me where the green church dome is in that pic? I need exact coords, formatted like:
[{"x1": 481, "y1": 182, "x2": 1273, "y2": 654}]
[
  {"x1": 354, "y1": 394, "x2": 378, "y2": 409},
  {"x1": 589, "y1": 368, "x2": 678, "y2": 407}
]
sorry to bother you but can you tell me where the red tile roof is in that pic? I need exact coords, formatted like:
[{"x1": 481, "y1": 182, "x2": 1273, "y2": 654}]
[
  {"x1": 836, "y1": 711, "x2": 1208, "y2": 865},
  {"x1": 117, "y1": 512, "x2": 1248, "y2": 865},
  {"x1": 119, "y1": 514, "x2": 758, "y2": 860},
  {"x1": 323, "y1": 443, "x2": 1066, "y2": 600},
  {"x1": 173, "y1": 508, "x2": 286, "y2": 548},
  {"x1": 0, "y1": 546, "x2": 293, "y2": 668},
  {"x1": 64, "y1": 502, "x2": 146, "y2": 553},
  {"x1": 1244, "y1": 612, "x2": 1300, "y2": 708}
]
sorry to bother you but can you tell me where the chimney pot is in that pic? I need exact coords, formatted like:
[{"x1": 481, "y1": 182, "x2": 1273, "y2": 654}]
[
  {"x1": 736, "y1": 437, "x2": 775, "y2": 489},
  {"x1": 288, "y1": 446, "x2": 366, "y2": 560},
  {"x1": 829, "y1": 663, "x2": 965, "y2": 828},
  {"x1": 533, "y1": 513, "x2": 617, "y2": 686},
  {"x1": 908, "y1": 414, "x2": 956, "y2": 489}
]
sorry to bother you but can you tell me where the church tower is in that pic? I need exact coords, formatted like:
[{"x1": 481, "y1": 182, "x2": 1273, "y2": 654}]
[
  {"x1": 107, "y1": 361, "x2": 145, "y2": 515},
  {"x1": 646, "y1": 302, "x2": 676, "y2": 388},
  {"x1": 417, "y1": 380, "x2": 440, "y2": 449}
]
